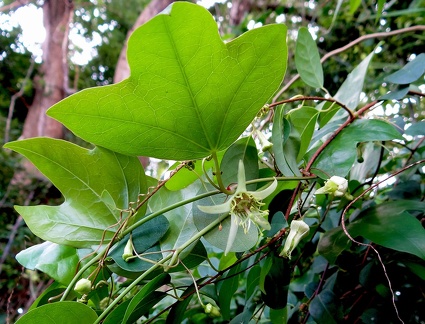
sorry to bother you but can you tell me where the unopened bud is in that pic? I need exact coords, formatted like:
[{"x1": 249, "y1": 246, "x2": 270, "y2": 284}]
[
  {"x1": 204, "y1": 303, "x2": 221, "y2": 318},
  {"x1": 122, "y1": 238, "x2": 134, "y2": 262},
  {"x1": 280, "y1": 219, "x2": 310, "y2": 259},
  {"x1": 74, "y1": 278, "x2": 92, "y2": 295}
]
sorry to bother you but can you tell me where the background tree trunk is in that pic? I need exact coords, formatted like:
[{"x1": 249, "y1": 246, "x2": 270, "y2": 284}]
[
  {"x1": 21, "y1": 0, "x2": 73, "y2": 140},
  {"x1": 113, "y1": 0, "x2": 175, "y2": 84}
]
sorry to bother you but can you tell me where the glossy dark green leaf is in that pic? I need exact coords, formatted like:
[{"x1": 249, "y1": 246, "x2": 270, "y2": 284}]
[
  {"x1": 317, "y1": 227, "x2": 351, "y2": 264},
  {"x1": 108, "y1": 215, "x2": 169, "y2": 275},
  {"x1": 15, "y1": 301, "x2": 98, "y2": 324},
  {"x1": 168, "y1": 240, "x2": 208, "y2": 273},
  {"x1": 246, "y1": 265, "x2": 261, "y2": 300},
  {"x1": 313, "y1": 119, "x2": 402, "y2": 177},
  {"x1": 295, "y1": 27, "x2": 323, "y2": 88},
  {"x1": 261, "y1": 255, "x2": 290, "y2": 309},
  {"x1": 47, "y1": 2, "x2": 287, "y2": 160},
  {"x1": 270, "y1": 307, "x2": 288, "y2": 323},
  {"x1": 123, "y1": 273, "x2": 170, "y2": 323},
  {"x1": 28, "y1": 282, "x2": 67, "y2": 311},
  {"x1": 309, "y1": 290, "x2": 339, "y2": 324},
  {"x1": 288, "y1": 106, "x2": 319, "y2": 161},
  {"x1": 103, "y1": 300, "x2": 131, "y2": 324},
  {"x1": 4, "y1": 138, "x2": 146, "y2": 248},
  {"x1": 349, "y1": 200, "x2": 425, "y2": 260},
  {"x1": 385, "y1": 53, "x2": 425, "y2": 84},
  {"x1": 220, "y1": 136, "x2": 259, "y2": 189},
  {"x1": 16, "y1": 242, "x2": 91, "y2": 285},
  {"x1": 272, "y1": 105, "x2": 301, "y2": 176},
  {"x1": 219, "y1": 263, "x2": 241, "y2": 320}
]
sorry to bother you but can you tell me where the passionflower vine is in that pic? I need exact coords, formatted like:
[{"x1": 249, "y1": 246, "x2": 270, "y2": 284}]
[
  {"x1": 198, "y1": 160, "x2": 277, "y2": 255},
  {"x1": 315, "y1": 175, "x2": 352, "y2": 199},
  {"x1": 280, "y1": 219, "x2": 310, "y2": 259}
]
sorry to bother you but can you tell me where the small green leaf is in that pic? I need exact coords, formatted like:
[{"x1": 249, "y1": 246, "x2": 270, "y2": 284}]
[
  {"x1": 103, "y1": 300, "x2": 131, "y2": 324},
  {"x1": 246, "y1": 265, "x2": 261, "y2": 300},
  {"x1": 309, "y1": 290, "x2": 339, "y2": 324},
  {"x1": 333, "y1": 51, "x2": 375, "y2": 109},
  {"x1": 272, "y1": 105, "x2": 301, "y2": 176},
  {"x1": 261, "y1": 255, "x2": 290, "y2": 309},
  {"x1": 16, "y1": 242, "x2": 91, "y2": 285},
  {"x1": 4, "y1": 138, "x2": 147, "y2": 248},
  {"x1": 47, "y1": 2, "x2": 287, "y2": 160},
  {"x1": 288, "y1": 106, "x2": 319, "y2": 161},
  {"x1": 15, "y1": 301, "x2": 98, "y2": 324},
  {"x1": 313, "y1": 119, "x2": 402, "y2": 177},
  {"x1": 295, "y1": 27, "x2": 324, "y2": 88},
  {"x1": 406, "y1": 121, "x2": 425, "y2": 136},
  {"x1": 108, "y1": 215, "x2": 169, "y2": 275},
  {"x1": 219, "y1": 263, "x2": 241, "y2": 320},
  {"x1": 123, "y1": 273, "x2": 170, "y2": 323},
  {"x1": 349, "y1": 0, "x2": 362, "y2": 15},
  {"x1": 385, "y1": 53, "x2": 425, "y2": 84},
  {"x1": 149, "y1": 180, "x2": 202, "y2": 255}
]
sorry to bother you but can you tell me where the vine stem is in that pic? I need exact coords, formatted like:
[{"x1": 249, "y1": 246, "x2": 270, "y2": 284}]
[
  {"x1": 95, "y1": 211, "x2": 228, "y2": 323},
  {"x1": 340, "y1": 159, "x2": 425, "y2": 324}
]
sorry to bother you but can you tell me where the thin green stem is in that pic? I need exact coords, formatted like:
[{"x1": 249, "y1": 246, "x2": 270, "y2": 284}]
[
  {"x1": 93, "y1": 256, "x2": 172, "y2": 324},
  {"x1": 60, "y1": 251, "x2": 105, "y2": 301},
  {"x1": 122, "y1": 189, "x2": 221, "y2": 237},
  {"x1": 211, "y1": 151, "x2": 232, "y2": 195}
]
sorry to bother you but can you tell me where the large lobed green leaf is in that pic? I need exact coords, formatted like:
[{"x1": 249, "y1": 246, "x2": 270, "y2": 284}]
[
  {"x1": 47, "y1": 2, "x2": 287, "y2": 160},
  {"x1": 4, "y1": 138, "x2": 147, "y2": 248}
]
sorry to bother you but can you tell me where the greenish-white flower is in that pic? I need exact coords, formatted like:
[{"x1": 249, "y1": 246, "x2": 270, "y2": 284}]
[
  {"x1": 198, "y1": 160, "x2": 277, "y2": 255},
  {"x1": 315, "y1": 175, "x2": 351, "y2": 198},
  {"x1": 280, "y1": 219, "x2": 310, "y2": 259}
]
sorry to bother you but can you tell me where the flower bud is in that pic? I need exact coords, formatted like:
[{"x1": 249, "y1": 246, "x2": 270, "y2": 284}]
[
  {"x1": 280, "y1": 219, "x2": 310, "y2": 259},
  {"x1": 204, "y1": 303, "x2": 221, "y2": 318},
  {"x1": 122, "y1": 238, "x2": 134, "y2": 262},
  {"x1": 74, "y1": 278, "x2": 92, "y2": 295},
  {"x1": 256, "y1": 129, "x2": 273, "y2": 152},
  {"x1": 315, "y1": 176, "x2": 348, "y2": 197}
]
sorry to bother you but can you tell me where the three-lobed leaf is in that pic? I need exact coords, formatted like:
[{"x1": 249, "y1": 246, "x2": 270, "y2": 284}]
[
  {"x1": 4, "y1": 138, "x2": 147, "y2": 248},
  {"x1": 47, "y1": 2, "x2": 287, "y2": 160}
]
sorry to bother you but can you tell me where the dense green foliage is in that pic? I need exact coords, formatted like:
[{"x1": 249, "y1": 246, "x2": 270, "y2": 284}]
[{"x1": 1, "y1": 0, "x2": 425, "y2": 323}]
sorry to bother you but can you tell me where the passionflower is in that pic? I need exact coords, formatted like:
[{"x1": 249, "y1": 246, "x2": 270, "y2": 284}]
[
  {"x1": 315, "y1": 175, "x2": 352, "y2": 198},
  {"x1": 280, "y1": 219, "x2": 310, "y2": 259},
  {"x1": 198, "y1": 160, "x2": 277, "y2": 255}
]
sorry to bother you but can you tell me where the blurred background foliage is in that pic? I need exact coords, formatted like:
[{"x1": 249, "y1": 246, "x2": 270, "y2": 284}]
[{"x1": 0, "y1": 0, "x2": 424, "y2": 322}]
